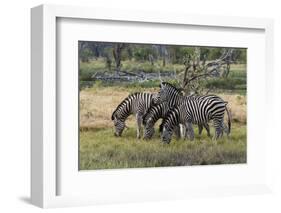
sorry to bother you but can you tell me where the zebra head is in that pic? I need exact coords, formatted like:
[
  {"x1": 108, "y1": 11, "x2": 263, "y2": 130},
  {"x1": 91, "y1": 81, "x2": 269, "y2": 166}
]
[
  {"x1": 112, "y1": 116, "x2": 126, "y2": 137},
  {"x1": 111, "y1": 110, "x2": 126, "y2": 137},
  {"x1": 143, "y1": 118, "x2": 155, "y2": 140},
  {"x1": 158, "y1": 82, "x2": 183, "y2": 104}
]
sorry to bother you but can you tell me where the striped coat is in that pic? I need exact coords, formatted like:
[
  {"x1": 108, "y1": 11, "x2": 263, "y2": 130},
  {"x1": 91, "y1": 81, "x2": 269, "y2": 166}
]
[
  {"x1": 111, "y1": 92, "x2": 158, "y2": 138},
  {"x1": 142, "y1": 102, "x2": 181, "y2": 140},
  {"x1": 156, "y1": 82, "x2": 211, "y2": 137},
  {"x1": 160, "y1": 95, "x2": 231, "y2": 143}
]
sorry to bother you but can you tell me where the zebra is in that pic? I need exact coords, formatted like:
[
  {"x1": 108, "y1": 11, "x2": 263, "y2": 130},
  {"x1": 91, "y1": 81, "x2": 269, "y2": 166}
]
[
  {"x1": 142, "y1": 101, "x2": 209, "y2": 139},
  {"x1": 156, "y1": 82, "x2": 211, "y2": 137},
  {"x1": 111, "y1": 92, "x2": 159, "y2": 138},
  {"x1": 142, "y1": 102, "x2": 181, "y2": 140},
  {"x1": 160, "y1": 96, "x2": 231, "y2": 144}
]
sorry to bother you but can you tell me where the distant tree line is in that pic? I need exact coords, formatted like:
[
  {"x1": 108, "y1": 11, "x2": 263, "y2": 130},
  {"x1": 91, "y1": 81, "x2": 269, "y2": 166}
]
[
  {"x1": 79, "y1": 42, "x2": 246, "y2": 64},
  {"x1": 79, "y1": 41, "x2": 246, "y2": 94}
]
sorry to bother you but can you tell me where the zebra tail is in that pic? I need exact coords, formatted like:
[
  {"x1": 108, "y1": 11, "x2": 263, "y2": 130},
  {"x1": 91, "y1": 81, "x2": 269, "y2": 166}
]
[{"x1": 226, "y1": 106, "x2": 231, "y2": 135}]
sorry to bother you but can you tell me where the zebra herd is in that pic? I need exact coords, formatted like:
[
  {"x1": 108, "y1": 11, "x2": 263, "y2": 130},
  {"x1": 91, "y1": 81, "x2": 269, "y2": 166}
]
[{"x1": 111, "y1": 82, "x2": 231, "y2": 144}]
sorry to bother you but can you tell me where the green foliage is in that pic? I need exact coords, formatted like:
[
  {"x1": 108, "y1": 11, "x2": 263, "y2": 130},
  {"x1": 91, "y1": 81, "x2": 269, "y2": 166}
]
[
  {"x1": 80, "y1": 62, "x2": 246, "y2": 94},
  {"x1": 80, "y1": 48, "x2": 94, "y2": 62},
  {"x1": 79, "y1": 42, "x2": 247, "y2": 67},
  {"x1": 200, "y1": 47, "x2": 210, "y2": 60},
  {"x1": 83, "y1": 80, "x2": 161, "y2": 90},
  {"x1": 79, "y1": 59, "x2": 107, "y2": 81},
  {"x1": 202, "y1": 64, "x2": 246, "y2": 93},
  {"x1": 133, "y1": 46, "x2": 156, "y2": 61},
  {"x1": 205, "y1": 78, "x2": 246, "y2": 90},
  {"x1": 208, "y1": 48, "x2": 223, "y2": 60},
  {"x1": 79, "y1": 124, "x2": 246, "y2": 170},
  {"x1": 169, "y1": 46, "x2": 194, "y2": 64},
  {"x1": 78, "y1": 42, "x2": 247, "y2": 95},
  {"x1": 235, "y1": 49, "x2": 247, "y2": 63}
]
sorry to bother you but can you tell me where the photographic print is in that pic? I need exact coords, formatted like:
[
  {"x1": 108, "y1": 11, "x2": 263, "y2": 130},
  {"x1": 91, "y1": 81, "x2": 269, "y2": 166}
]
[{"x1": 79, "y1": 42, "x2": 247, "y2": 170}]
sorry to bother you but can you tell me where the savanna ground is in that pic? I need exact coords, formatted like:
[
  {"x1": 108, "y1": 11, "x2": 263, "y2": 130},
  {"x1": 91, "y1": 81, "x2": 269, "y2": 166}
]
[{"x1": 79, "y1": 63, "x2": 247, "y2": 170}]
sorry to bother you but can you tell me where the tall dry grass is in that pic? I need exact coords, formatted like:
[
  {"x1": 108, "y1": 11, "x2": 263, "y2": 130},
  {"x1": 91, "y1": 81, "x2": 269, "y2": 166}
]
[{"x1": 80, "y1": 87, "x2": 247, "y2": 130}]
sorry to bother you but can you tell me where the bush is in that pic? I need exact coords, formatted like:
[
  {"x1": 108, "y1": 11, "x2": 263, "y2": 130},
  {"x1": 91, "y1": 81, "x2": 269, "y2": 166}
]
[
  {"x1": 80, "y1": 48, "x2": 94, "y2": 62},
  {"x1": 205, "y1": 78, "x2": 246, "y2": 91}
]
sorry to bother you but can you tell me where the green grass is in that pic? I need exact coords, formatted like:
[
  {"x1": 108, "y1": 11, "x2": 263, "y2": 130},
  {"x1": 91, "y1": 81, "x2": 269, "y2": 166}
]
[
  {"x1": 79, "y1": 58, "x2": 107, "y2": 81},
  {"x1": 80, "y1": 59, "x2": 246, "y2": 94},
  {"x1": 204, "y1": 65, "x2": 247, "y2": 95},
  {"x1": 84, "y1": 81, "x2": 160, "y2": 94},
  {"x1": 79, "y1": 59, "x2": 185, "y2": 77},
  {"x1": 79, "y1": 123, "x2": 246, "y2": 170}
]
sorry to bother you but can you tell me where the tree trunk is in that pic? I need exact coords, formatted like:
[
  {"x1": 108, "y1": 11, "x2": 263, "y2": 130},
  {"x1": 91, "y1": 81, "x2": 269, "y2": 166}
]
[{"x1": 113, "y1": 44, "x2": 126, "y2": 76}]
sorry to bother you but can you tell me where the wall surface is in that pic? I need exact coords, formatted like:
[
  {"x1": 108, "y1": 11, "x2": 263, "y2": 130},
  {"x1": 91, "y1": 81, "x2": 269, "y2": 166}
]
[{"x1": 0, "y1": 0, "x2": 280, "y2": 212}]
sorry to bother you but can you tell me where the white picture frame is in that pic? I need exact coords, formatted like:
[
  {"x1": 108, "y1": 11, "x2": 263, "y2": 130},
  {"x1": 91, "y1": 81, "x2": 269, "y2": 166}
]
[{"x1": 31, "y1": 4, "x2": 274, "y2": 208}]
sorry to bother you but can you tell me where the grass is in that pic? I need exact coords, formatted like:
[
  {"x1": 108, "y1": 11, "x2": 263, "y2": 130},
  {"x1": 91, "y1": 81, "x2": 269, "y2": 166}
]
[
  {"x1": 80, "y1": 86, "x2": 247, "y2": 129},
  {"x1": 80, "y1": 60, "x2": 247, "y2": 94},
  {"x1": 78, "y1": 58, "x2": 247, "y2": 170},
  {"x1": 79, "y1": 86, "x2": 247, "y2": 170},
  {"x1": 79, "y1": 123, "x2": 246, "y2": 170},
  {"x1": 79, "y1": 58, "x2": 185, "y2": 77},
  {"x1": 204, "y1": 64, "x2": 247, "y2": 95}
]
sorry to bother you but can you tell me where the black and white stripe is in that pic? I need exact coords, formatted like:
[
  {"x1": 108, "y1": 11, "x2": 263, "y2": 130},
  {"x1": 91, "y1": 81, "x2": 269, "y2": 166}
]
[
  {"x1": 111, "y1": 92, "x2": 158, "y2": 138},
  {"x1": 142, "y1": 102, "x2": 181, "y2": 140},
  {"x1": 157, "y1": 82, "x2": 211, "y2": 137},
  {"x1": 160, "y1": 95, "x2": 231, "y2": 144}
]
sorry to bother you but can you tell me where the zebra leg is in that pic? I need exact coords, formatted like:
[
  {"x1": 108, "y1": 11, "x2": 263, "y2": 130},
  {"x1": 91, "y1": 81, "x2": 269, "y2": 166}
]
[
  {"x1": 136, "y1": 114, "x2": 142, "y2": 139},
  {"x1": 203, "y1": 123, "x2": 211, "y2": 137},
  {"x1": 184, "y1": 125, "x2": 190, "y2": 139},
  {"x1": 180, "y1": 124, "x2": 186, "y2": 139},
  {"x1": 213, "y1": 119, "x2": 223, "y2": 140},
  {"x1": 198, "y1": 124, "x2": 203, "y2": 135},
  {"x1": 174, "y1": 125, "x2": 181, "y2": 140},
  {"x1": 219, "y1": 121, "x2": 224, "y2": 138},
  {"x1": 186, "y1": 122, "x2": 194, "y2": 141}
]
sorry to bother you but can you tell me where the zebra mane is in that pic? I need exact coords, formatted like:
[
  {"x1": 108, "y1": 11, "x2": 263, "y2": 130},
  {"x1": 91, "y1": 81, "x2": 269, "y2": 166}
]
[
  {"x1": 111, "y1": 92, "x2": 140, "y2": 120},
  {"x1": 160, "y1": 82, "x2": 184, "y2": 95},
  {"x1": 142, "y1": 103, "x2": 160, "y2": 125}
]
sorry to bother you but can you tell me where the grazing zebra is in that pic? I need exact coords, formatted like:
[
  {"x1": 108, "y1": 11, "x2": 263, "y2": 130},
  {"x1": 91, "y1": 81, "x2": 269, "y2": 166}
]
[
  {"x1": 156, "y1": 82, "x2": 211, "y2": 137},
  {"x1": 111, "y1": 92, "x2": 159, "y2": 138},
  {"x1": 160, "y1": 96, "x2": 231, "y2": 144},
  {"x1": 142, "y1": 102, "x2": 208, "y2": 139},
  {"x1": 142, "y1": 102, "x2": 181, "y2": 140}
]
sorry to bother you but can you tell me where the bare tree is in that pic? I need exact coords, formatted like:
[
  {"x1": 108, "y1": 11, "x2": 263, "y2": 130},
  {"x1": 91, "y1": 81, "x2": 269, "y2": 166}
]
[
  {"x1": 176, "y1": 48, "x2": 235, "y2": 95},
  {"x1": 148, "y1": 54, "x2": 154, "y2": 66}
]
